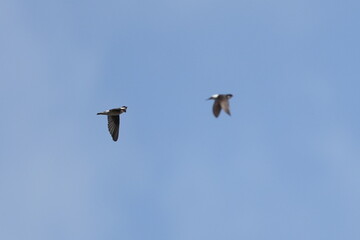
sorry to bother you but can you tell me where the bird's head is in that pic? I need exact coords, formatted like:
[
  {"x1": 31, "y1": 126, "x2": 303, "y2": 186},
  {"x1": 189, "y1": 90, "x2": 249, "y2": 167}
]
[
  {"x1": 226, "y1": 94, "x2": 233, "y2": 99},
  {"x1": 120, "y1": 106, "x2": 127, "y2": 113}
]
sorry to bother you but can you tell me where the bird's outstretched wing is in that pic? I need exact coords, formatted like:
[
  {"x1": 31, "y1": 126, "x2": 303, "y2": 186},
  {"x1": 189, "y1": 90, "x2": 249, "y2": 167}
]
[
  {"x1": 107, "y1": 115, "x2": 120, "y2": 141},
  {"x1": 220, "y1": 99, "x2": 231, "y2": 116},
  {"x1": 212, "y1": 101, "x2": 221, "y2": 117}
]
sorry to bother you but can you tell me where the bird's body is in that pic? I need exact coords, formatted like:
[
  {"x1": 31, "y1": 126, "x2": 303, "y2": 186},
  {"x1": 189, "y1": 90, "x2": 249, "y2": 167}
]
[
  {"x1": 97, "y1": 106, "x2": 127, "y2": 141},
  {"x1": 208, "y1": 94, "x2": 233, "y2": 117}
]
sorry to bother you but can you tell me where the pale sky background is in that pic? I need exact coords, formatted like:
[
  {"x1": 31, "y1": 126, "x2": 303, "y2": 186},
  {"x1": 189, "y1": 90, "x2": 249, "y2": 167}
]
[{"x1": 1, "y1": 0, "x2": 360, "y2": 239}]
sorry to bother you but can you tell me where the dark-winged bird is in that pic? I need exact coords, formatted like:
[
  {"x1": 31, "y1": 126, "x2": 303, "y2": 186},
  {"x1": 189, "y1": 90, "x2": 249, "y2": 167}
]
[
  {"x1": 97, "y1": 106, "x2": 127, "y2": 141},
  {"x1": 208, "y1": 94, "x2": 233, "y2": 117}
]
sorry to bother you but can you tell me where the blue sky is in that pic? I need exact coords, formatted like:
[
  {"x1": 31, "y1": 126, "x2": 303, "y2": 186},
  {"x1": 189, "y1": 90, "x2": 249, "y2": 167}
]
[{"x1": 1, "y1": 0, "x2": 360, "y2": 239}]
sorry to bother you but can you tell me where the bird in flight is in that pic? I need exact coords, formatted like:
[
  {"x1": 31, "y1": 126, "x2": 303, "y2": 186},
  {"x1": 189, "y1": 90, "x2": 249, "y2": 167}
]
[
  {"x1": 207, "y1": 94, "x2": 233, "y2": 117},
  {"x1": 97, "y1": 106, "x2": 127, "y2": 141}
]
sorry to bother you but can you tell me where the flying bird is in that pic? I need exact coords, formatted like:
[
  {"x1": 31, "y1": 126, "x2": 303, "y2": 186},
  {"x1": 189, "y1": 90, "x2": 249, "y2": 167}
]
[
  {"x1": 97, "y1": 106, "x2": 127, "y2": 141},
  {"x1": 208, "y1": 94, "x2": 233, "y2": 117}
]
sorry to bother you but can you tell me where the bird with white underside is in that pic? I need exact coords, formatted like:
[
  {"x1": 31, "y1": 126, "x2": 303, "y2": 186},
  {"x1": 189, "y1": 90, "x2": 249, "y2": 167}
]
[
  {"x1": 97, "y1": 106, "x2": 127, "y2": 141},
  {"x1": 207, "y1": 94, "x2": 233, "y2": 118}
]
